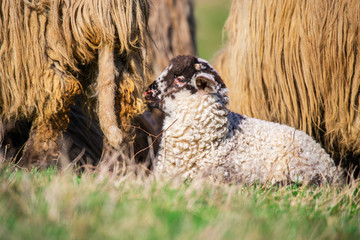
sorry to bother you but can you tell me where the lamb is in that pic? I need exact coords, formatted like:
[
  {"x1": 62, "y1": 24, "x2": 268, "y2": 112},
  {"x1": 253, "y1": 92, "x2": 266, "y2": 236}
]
[{"x1": 145, "y1": 55, "x2": 339, "y2": 185}]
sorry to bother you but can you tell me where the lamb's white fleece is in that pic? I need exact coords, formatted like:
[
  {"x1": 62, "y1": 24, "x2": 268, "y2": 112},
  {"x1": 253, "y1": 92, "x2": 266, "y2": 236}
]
[{"x1": 155, "y1": 90, "x2": 338, "y2": 184}]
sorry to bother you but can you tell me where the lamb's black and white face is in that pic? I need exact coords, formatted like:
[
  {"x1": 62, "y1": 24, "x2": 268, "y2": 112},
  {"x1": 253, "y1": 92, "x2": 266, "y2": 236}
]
[{"x1": 145, "y1": 55, "x2": 228, "y2": 112}]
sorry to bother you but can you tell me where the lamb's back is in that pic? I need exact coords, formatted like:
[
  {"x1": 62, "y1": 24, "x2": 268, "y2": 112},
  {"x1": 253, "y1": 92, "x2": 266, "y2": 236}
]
[{"x1": 222, "y1": 115, "x2": 337, "y2": 184}]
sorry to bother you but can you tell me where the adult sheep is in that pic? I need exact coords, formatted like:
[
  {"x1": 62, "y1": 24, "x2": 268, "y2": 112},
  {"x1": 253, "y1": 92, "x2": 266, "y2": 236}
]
[
  {"x1": 0, "y1": 0, "x2": 149, "y2": 167},
  {"x1": 214, "y1": 0, "x2": 360, "y2": 172},
  {"x1": 145, "y1": 55, "x2": 338, "y2": 185}
]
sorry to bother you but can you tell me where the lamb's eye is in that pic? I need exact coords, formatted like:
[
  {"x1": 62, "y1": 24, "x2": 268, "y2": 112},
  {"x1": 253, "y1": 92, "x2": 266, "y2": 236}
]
[
  {"x1": 173, "y1": 76, "x2": 186, "y2": 86},
  {"x1": 177, "y1": 77, "x2": 186, "y2": 83}
]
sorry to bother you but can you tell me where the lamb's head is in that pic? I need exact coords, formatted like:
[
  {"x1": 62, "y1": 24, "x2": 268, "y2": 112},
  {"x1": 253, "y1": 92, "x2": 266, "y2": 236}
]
[{"x1": 145, "y1": 55, "x2": 229, "y2": 113}]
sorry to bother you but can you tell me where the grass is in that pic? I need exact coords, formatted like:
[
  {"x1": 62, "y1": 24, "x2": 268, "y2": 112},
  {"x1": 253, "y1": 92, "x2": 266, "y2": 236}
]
[{"x1": 1, "y1": 162, "x2": 359, "y2": 240}]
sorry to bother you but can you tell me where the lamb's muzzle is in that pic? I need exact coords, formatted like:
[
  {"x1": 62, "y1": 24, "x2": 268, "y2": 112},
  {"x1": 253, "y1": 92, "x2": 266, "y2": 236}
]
[{"x1": 146, "y1": 55, "x2": 340, "y2": 185}]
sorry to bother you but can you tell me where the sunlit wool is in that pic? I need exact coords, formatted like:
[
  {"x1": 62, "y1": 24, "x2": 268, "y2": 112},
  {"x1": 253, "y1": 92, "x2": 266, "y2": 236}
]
[
  {"x1": 0, "y1": 0, "x2": 149, "y2": 166},
  {"x1": 214, "y1": 0, "x2": 360, "y2": 169}
]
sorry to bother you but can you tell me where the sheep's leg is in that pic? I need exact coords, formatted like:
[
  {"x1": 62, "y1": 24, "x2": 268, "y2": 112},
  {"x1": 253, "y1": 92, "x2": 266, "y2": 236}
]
[
  {"x1": 97, "y1": 44, "x2": 124, "y2": 149},
  {"x1": 19, "y1": 111, "x2": 69, "y2": 168}
]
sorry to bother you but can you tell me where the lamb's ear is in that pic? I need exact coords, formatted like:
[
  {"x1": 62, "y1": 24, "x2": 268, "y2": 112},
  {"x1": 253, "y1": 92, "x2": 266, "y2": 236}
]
[{"x1": 195, "y1": 74, "x2": 217, "y2": 93}]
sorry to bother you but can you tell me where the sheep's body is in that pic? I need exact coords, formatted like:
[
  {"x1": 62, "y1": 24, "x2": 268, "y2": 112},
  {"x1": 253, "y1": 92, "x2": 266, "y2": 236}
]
[
  {"x1": 0, "y1": 0, "x2": 149, "y2": 167},
  {"x1": 1, "y1": 0, "x2": 196, "y2": 168},
  {"x1": 146, "y1": 55, "x2": 338, "y2": 185}
]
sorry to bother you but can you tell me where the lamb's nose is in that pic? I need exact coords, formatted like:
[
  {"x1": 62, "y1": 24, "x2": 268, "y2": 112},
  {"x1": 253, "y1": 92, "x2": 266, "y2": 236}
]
[{"x1": 144, "y1": 89, "x2": 154, "y2": 97}]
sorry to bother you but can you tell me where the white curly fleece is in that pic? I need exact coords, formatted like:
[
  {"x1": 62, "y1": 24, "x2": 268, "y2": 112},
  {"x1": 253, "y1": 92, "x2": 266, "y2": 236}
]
[{"x1": 155, "y1": 90, "x2": 338, "y2": 184}]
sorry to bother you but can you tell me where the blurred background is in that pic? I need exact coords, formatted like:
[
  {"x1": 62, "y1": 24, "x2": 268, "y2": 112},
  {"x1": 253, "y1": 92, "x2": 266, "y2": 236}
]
[{"x1": 195, "y1": 0, "x2": 231, "y2": 61}]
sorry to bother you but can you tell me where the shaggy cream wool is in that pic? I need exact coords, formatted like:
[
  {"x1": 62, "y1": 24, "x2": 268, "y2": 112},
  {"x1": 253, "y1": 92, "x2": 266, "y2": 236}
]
[
  {"x1": 213, "y1": 0, "x2": 360, "y2": 168},
  {"x1": 0, "y1": 0, "x2": 150, "y2": 166}
]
